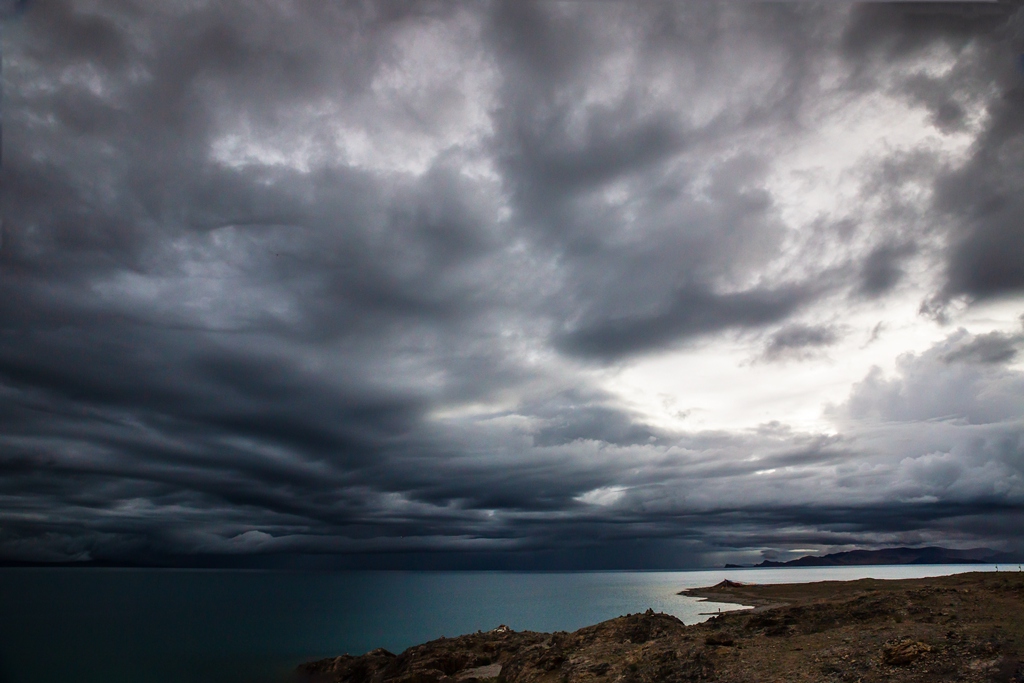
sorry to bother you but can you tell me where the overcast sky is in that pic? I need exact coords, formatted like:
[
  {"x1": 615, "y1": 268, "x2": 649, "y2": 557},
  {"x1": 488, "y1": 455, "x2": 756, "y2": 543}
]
[{"x1": 1, "y1": 0, "x2": 1023, "y2": 568}]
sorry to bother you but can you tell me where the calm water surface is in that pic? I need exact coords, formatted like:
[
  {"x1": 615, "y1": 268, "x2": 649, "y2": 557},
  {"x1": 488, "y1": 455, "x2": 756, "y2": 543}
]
[{"x1": 0, "y1": 564, "x2": 998, "y2": 683}]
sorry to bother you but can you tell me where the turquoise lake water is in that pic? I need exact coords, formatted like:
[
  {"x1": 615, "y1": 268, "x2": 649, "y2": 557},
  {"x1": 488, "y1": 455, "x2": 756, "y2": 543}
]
[{"x1": 0, "y1": 564, "x2": 1000, "y2": 683}]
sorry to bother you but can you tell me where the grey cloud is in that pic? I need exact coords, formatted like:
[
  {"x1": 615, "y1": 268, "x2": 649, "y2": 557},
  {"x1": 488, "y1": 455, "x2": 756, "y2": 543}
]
[
  {"x1": 841, "y1": 2, "x2": 1014, "y2": 65},
  {"x1": 558, "y1": 283, "x2": 814, "y2": 361},
  {"x1": 926, "y1": 7, "x2": 1024, "y2": 301},
  {"x1": 762, "y1": 323, "x2": 841, "y2": 362},
  {"x1": 525, "y1": 389, "x2": 665, "y2": 448},
  {"x1": 902, "y1": 73, "x2": 971, "y2": 134},
  {"x1": 489, "y1": 2, "x2": 841, "y2": 360},
  {"x1": 858, "y1": 242, "x2": 916, "y2": 298},
  {"x1": 2, "y1": 0, "x2": 1024, "y2": 568},
  {"x1": 938, "y1": 92, "x2": 1024, "y2": 299},
  {"x1": 836, "y1": 1, "x2": 1024, "y2": 303},
  {"x1": 841, "y1": 328, "x2": 1024, "y2": 425},
  {"x1": 942, "y1": 328, "x2": 1023, "y2": 364},
  {"x1": 942, "y1": 193, "x2": 1024, "y2": 300}
]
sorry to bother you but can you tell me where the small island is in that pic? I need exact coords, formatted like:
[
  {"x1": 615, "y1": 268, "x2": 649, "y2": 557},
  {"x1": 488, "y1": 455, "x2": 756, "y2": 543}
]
[{"x1": 297, "y1": 571, "x2": 1023, "y2": 683}]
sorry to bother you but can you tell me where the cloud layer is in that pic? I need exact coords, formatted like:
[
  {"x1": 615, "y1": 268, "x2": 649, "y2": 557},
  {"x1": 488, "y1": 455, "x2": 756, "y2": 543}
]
[{"x1": 1, "y1": 0, "x2": 1023, "y2": 567}]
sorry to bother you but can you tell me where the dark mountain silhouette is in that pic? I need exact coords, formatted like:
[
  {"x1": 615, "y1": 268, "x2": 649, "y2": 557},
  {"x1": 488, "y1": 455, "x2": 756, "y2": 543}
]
[{"x1": 725, "y1": 546, "x2": 1023, "y2": 568}]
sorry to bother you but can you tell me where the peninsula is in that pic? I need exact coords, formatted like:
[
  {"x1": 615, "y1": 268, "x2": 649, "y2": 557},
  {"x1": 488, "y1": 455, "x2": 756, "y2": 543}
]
[{"x1": 297, "y1": 571, "x2": 1023, "y2": 683}]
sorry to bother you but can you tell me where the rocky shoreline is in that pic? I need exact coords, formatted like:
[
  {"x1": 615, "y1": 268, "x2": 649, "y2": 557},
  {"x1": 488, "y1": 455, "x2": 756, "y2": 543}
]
[{"x1": 296, "y1": 571, "x2": 1024, "y2": 683}]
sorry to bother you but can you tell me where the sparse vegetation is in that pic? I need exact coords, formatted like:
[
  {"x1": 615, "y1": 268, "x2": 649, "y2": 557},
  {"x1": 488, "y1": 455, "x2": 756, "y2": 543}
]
[{"x1": 298, "y1": 572, "x2": 1024, "y2": 683}]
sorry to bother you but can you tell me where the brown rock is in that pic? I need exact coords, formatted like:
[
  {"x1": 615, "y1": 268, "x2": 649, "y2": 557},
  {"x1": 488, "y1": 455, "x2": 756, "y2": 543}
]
[
  {"x1": 881, "y1": 639, "x2": 932, "y2": 666},
  {"x1": 704, "y1": 633, "x2": 734, "y2": 647}
]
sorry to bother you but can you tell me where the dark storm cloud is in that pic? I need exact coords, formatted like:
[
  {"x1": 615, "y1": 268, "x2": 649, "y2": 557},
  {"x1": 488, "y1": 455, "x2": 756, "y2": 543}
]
[
  {"x1": 858, "y1": 242, "x2": 916, "y2": 298},
  {"x1": 487, "y1": 1, "x2": 845, "y2": 361},
  {"x1": 524, "y1": 388, "x2": 667, "y2": 447},
  {"x1": 2, "y1": 0, "x2": 1023, "y2": 568},
  {"x1": 841, "y1": 2, "x2": 1013, "y2": 63},
  {"x1": 559, "y1": 283, "x2": 814, "y2": 360},
  {"x1": 897, "y1": 3, "x2": 1024, "y2": 301},
  {"x1": 835, "y1": 1, "x2": 1024, "y2": 304},
  {"x1": 938, "y1": 90, "x2": 1024, "y2": 299}
]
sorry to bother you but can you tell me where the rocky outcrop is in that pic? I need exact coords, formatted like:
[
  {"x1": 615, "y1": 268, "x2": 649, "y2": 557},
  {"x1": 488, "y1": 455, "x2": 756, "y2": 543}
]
[
  {"x1": 500, "y1": 609, "x2": 712, "y2": 683},
  {"x1": 297, "y1": 572, "x2": 1024, "y2": 683},
  {"x1": 297, "y1": 626, "x2": 548, "y2": 683}
]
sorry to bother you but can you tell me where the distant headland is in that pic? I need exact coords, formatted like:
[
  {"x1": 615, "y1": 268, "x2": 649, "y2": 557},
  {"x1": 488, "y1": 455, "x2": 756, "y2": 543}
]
[{"x1": 724, "y1": 546, "x2": 1024, "y2": 569}]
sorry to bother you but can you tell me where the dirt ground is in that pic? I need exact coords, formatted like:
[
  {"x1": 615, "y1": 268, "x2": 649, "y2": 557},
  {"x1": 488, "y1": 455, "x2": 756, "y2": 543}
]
[{"x1": 297, "y1": 571, "x2": 1024, "y2": 683}]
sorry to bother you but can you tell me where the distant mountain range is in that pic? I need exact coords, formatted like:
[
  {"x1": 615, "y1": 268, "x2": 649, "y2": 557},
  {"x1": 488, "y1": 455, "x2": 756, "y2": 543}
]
[{"x1": 725, "y1": 546, "x2": 1024, "y2": 568}]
